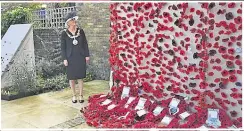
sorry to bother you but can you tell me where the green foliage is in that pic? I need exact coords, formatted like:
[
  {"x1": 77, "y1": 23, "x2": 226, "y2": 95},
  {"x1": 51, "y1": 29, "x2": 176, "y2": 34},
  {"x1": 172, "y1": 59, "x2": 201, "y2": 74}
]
[
  {"x1": 36, "y1": 58, "x2": 64, "y2": 78},
  {"x1": 43, "y1": 74, "x2": 69, "y2": 90},
  {"x1": 1, "y1": 4, "x2": 42, "y2": 37},
  {"x1": 36, "y1": 74, "x2": 45, "y2": 89},
  {"x1": 1, "y1": 7, "x2": 30, "y2": 37}
]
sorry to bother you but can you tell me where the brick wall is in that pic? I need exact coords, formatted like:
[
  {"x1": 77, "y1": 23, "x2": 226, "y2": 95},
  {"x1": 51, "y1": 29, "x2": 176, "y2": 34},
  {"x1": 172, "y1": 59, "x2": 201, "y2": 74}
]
[{"x1": 33, "y1": 3, "x2": 110, "y2": 80}]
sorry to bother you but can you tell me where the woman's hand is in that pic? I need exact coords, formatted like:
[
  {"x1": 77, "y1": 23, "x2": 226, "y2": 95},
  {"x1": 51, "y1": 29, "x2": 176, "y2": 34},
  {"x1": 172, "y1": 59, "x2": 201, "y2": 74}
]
[
  {"x1": 86, "y1": 57, "x2": 90, "y2": 63},
  {"x1": 64, "y1": 60, "x2": 68, "y2": 66}
]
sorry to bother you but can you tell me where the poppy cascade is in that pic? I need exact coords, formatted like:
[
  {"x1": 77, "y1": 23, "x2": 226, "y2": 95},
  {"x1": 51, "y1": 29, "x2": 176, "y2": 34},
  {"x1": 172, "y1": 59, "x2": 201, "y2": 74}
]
[{"x1": 83, "y1": 2, "x2": 242, "y2": 128}]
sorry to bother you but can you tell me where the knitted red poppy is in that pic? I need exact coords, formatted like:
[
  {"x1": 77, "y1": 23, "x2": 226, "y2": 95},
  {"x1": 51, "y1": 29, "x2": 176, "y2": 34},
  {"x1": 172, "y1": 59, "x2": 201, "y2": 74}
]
[
  {"x1": 234, "y1": 16, "x2": 242, "y2": 24},
  {"x1": 218, "y1": 46, "x2": 227, "y2": 53},
  {"x1": 196, "y1": 44, "x2": 202, "y2": 50},
  {"x1": 229, "y1": 56, "x2": 235, "y2": 61},
  {"x1": 221, "y1": 70, "x2": 229, "y2": 77},
  {"x1": 228, "y1": 2, "x2": 236, "y2": 8},
  {"x1": 215, "y1": 58, "x2": 221, "y2": 64},
  {"x1": 235, "y1": 59, "x2": 242, "y2": 65},
  {"x1": 221, "y1": 92, "x2": 227, "y2": 99},
  {"x1": 237, "y1": 9, "x2": 242, "y2": 14},
  {"x1": 222, "y1": 54, "x2": 229, "y2": 59},
  {"x1": 229, "y1": 75, "x2": 237, "y2": 82},
  {"x1": 208, "y1": 72, "x2": 214, "y2": 76}
]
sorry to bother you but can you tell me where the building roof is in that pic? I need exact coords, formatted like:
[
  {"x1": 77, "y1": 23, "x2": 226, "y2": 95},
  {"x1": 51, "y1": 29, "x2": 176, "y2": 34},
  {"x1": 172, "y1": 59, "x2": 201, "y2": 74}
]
[{"x1": 1, "y1": 24, "x2": 32, "y2": 75}]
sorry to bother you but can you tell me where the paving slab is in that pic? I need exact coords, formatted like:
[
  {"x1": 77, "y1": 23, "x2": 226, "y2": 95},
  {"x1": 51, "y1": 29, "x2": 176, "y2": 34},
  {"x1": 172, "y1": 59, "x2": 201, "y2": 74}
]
[{"x1": 1, "y1": 80, "x2": 110, "y2": 129}]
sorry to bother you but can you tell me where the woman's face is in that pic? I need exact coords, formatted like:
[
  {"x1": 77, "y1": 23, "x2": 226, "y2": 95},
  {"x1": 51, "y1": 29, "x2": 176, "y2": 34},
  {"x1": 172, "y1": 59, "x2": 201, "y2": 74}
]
[{"x1": 67, "y1": 19, "x2": 76, "y2": 27}]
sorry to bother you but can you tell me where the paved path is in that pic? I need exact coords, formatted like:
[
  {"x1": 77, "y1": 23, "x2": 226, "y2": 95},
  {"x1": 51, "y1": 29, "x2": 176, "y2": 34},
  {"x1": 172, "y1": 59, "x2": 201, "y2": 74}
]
[{"x1": 1, "y1": 80, "x2": 110, "y2": 129}]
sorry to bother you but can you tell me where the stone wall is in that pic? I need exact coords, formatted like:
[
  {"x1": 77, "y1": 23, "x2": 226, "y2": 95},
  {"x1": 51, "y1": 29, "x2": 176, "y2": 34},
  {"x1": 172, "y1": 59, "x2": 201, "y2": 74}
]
[
  {"x1": 77, "y1": 3, "x2": 110, "y2": 80},
  {"x1": 33, "y1": 3, "x2": 110, "y2": 80}
]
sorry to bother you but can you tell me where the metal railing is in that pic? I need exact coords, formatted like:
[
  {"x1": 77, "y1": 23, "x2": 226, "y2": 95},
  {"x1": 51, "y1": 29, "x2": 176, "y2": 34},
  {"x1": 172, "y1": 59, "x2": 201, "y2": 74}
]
[{"x1": 30, "y1": 6, "x2": 78, "y2": 29}]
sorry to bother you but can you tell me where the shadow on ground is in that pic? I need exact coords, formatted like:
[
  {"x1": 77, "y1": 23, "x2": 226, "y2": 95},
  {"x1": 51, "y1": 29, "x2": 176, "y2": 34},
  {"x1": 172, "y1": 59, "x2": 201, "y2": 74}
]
[{"x1": 1, "y1": 80, "x2": 110, "y2": 129}]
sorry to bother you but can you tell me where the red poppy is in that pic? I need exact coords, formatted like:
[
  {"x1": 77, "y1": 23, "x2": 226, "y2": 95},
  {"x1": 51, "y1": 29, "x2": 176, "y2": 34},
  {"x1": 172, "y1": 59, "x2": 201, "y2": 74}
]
[
  {"x1": 214, "y1": 42, "x2": 219, "y2": 48},
  {"x1": 190, "y1": 8, "x2": 195, "y2": 12},
  {"x1": 222, "y1": 78, "x2": 229, "y2": 85},
  {"x1": 180, "y1": 50, "x2": 185, "y2": 55},
  {"x1": 238, "y1": 24, "x2": 242, "y2": 30},
  {"x1": 237, "y1": 9, "x2": 242, "y2": 14},
  {"x1": 210, "y1": 59, "x2": 215, "y2": 64},
  {"x1": 221, "y1": 92, "x2": 227, "y2": 98},
  {"x1": 163, "y1": 12, "x2": 170, "y2": 17},
  {"x1": 228, "y1": 42, "x2": 233, "y2": 47},
  {"x1": 229, "y1": 75, "x2": 237, "y2": 82},
  {"x1": 231, "y1": 88, "x2": 238, "y2": 92},
  {"x1": 215, "y1": 58, "x2": 221, "y2": 64},
  {"x1": 235, "y1": 59, "x2": 242, "y2": 65},
  {"x1": 208, "y1": 72, "x2": 214, "y2": 76},
  {"x1": 237, "y1": 70, "x2": 242, "y2": 74},
  {"x1": 214, "y1": 88, "x2": 220, "y2": 93},
  {"x1": 168, "y1": 17, "x2": 173, "y2": 22},
  {"x1": 222, "y1": 54, "x2": 229, "y2": 59},
  {"x1": 228, "y1": 2, "x2": 236, "y2": 8},
  {"x1": 229, "y1": 56, "x2": 235, "y2": 60},
  {"x1": 222, "y1": 38, "x2": 230, "y2": 42},
  {"x1": 185, "y1": 37, "x2": 190, "y2": 42},
  {"x1": 197, "y1": 23, "x2": 203, "y2": 28},
  {"x1": 199, "y1": 81, "x2": 208, "y2": 89},
  {"x1": 214, "y1": 36, "x2": 220, "y2": 41},
  {"x1": 219, "y1": 30, "x2": 224, "y2": 35},
  {"x1": 209, "y1": 13, "x2": 215, "y2": 18},
  {"x1": 234, "y1": 16, "x2": 242, "y2": 24},
  {"x1": 221, "y1": 70, "x2": 229, "y2": 77},
  {"x1": 196, "y1": 44, "x2": 202, "y2": 50},
  {"x1": 218, "y1": 46, "x2": 227, "y2": 53},
  {"x1": 237, "y1": 35, "x2": 242, "y2": 41}
]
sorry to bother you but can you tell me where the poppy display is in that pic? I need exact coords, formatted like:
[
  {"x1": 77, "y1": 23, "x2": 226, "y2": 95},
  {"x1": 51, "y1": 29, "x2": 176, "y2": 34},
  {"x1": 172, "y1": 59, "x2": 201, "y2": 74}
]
[{"x1": 106, "y1": 2, "x2": 242, "y2": 128}]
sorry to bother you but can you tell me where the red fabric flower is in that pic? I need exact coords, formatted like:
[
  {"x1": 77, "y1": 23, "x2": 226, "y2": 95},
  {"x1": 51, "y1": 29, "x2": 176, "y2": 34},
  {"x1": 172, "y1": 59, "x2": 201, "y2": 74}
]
[
  {"x1": 218, "y1": 46, "x2": 226, "y2": 53},
  {"x1": 221, "y1": 70, "x2": 229, "y2": 77},
  {"x1": 196, "y1": 44, "x2": 202, "y2": 50},
  {"x1": 229, "y1": 75, "x2": 237, "y2": 82},
  {"x1": 215, "y1": 58, "x2": 221, "y2": 64},
  {"x1": 228, "y1": 2, "x2": 236, "y2": 8},
  {"x1": 208, "y1": 72, "x2": 214, "y2": 76},
  {"x1": 209, "y1": 13, "x2": 215, "y2": 18},
  {"x1": 235, "y1": 59, "x2": 242, "y2": 65},
  {"x1": 163, "y1": 12, "x2": 170, "y2": 18},
  {"x1": 221, "y1": 92, "x2": 227, "y2": 98},
  {"x1": 237, "y1": 9, "x2": 242, "y2": 14},
  {"x1": 190, "y1": 8, "x2": 195, "y2": 12},
  {"x1": 234, "y1": 16, "x2": 242, "y2": 24}
]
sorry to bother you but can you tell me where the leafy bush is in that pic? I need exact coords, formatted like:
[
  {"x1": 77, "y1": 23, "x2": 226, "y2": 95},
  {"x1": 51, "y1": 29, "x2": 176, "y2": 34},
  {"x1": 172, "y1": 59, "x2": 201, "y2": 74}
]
[
  {"x1": 1, "y1": 7, "x2": 30, "y2": 37},
  {"x1": 43, "y1": 73, "x2": 69, "y2": 90},
  {"x1": 1, "y1": 4, "x2": 42, "y2": 37},
  {"x1": 36, "y1": 58, "x2": 63, "y2": 78}
]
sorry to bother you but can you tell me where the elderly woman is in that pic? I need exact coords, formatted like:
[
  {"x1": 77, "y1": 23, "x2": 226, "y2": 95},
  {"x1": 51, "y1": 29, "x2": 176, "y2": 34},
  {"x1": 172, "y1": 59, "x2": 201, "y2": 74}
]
[{"x1": 61, "y1": 12, "x2": 90, "y2": 103}]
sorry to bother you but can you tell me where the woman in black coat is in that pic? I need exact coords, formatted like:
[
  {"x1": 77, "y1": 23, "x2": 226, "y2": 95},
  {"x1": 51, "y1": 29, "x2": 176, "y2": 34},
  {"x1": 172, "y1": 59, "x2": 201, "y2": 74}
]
[{"x1": 61, "y1": 12, "x2": 90, "y2": 103}]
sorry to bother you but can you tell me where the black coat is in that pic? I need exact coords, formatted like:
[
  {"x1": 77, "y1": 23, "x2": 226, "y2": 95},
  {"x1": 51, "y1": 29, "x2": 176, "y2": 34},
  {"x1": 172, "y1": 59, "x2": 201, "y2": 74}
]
[{"x1": 61, "y1": 28, "x2": 90, "y2": 60}]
